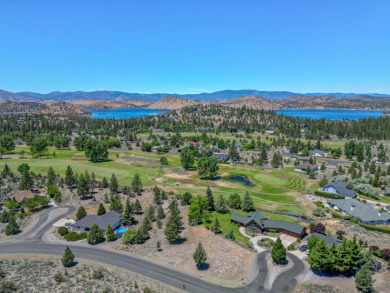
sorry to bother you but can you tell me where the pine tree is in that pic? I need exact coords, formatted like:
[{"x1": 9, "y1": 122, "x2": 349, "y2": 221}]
[
  {"x1": 156, "y1": 205, "x2": 165, "y2": 220},
  {"x1": 109, "y1": 173, "x2": 118, "y2": 194},
  {"x1": 134, "y1": 199, "x2": 142, "y2": 214},
  {"x1": 77, "y1": 174, "x2": 88, "y2": 198},
  {"x1": 242, "y1": 191, "x2": 254, "y2": 212},
  {"x1": 105, "y1": 223, "x2": 116, "y2": 242},
  {"x1": 145, "y1": 205, "x2": 156, "y2": 222},
  {"x1": 131, "y1": 173, "x2": 142, "y2": 195},
  {"x1": 308, "y1": 239, "x2": 331, "y2": 272},
  {"x1": 212, "y1": 217, "x2": 221, "y2": 234},
  {"x1": 109, "y1": 195, "x2": 123, "y2": 213},
  {"x1": 62, "y1": 246, "x2": 75, "y2": 267},
  {"x1": 76, "y1": 206, "x2": 87, "y2": 220},
  {"x1": 121, "y1": 199, "x2": 135, "y2": 226},
  {"x1": 153, "y1": 186, "x2": 161, "y2": 204},
  {"x1": 334, "y1": 241, "x2": 352, "y2": 275},
  {"x1": 272, "y1": 237, "x2": 286, "y2": 265},
  {"x1": 97, "y1": 203, "x2": 106, "y2": 216},
  {"x1": 65, "y1": 166, "x2": 74, "y2": 188},
  {"x1": 2, "y1": 163, "x2": 11, "y2": 178},
  {"x1": 355, "y1": 267, "x2": 375, "y2": 293},
  {"x1": 0, "y1": 210, "x2": 9, "y2": 223},
  {"x1": 164, "y1": 200, "x2": 182, "y2": 242},
  {"x1": 47, "y1": 167, "x2": 56, "y2": 187},
  {"x1": 193, "y1": 242, "x2": 207, "y2": 269},
  {"x1": 206, "y1": 186, "x2": 215, "y2": 211},
  {"x1": 5, "y1": 216, "x2": 19, "y2": 235},
  {"x1": 87, "y1": 223, "x2": 104, "y2": 244},
  {"x1": 156, "y1": 240, "x2": 161, "y2": 251},
  {"x1": 101, "y1": 177, "x2": 109, "y2": 188},
  {"x1": 18, "y1": 168, "x2": 34, "y2": 191},
  {"x1": 215, "y1": 195, "x2": 229, "y2": 213},
  {"x1": 348, "y1": 237, "x2": 363, "y2": 272}
]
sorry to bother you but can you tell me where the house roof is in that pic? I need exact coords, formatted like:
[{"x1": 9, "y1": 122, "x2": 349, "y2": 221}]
[
  {"x1": 212, "y1": 153, "x2": 229, "y2": 161},
  {"x1": 8, "y1": 190, "x2": 35, "y2": 203},
  {"x1": 324, "y1": 181, "x2": 356, "y2": 198},
  {"x1": 72, "y1": 210, "x2": 121, "y2": 230},
  {"x1": 309, "y1": 150, "x2": 325, "y2": 155},
  {"x1": 230, "y1": 211, "x2": 305, "y2": 235},
  {"x1": 230, "y1": 211, "x2": 267, "y2": 226},
  {"x1": 327, "y1": 198, "x2": 390, "y2": 223},
  {"x1": 262, "y1": 220, "x2": 305, "y2": 235},
  {"x1": 310, "y1": 233, "x2": 343, "y2": 247}
]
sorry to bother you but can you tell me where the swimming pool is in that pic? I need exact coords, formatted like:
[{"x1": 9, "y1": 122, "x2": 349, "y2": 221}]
[{"x1": 117, "y1": 228, "x2": 128, "y2": 233}]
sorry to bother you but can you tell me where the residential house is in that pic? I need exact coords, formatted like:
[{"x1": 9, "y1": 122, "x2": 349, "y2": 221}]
[
  {"x1": 327, "y1": 198, "x2": 390, "y2": 224},
  {"x1": 371, "y1": 157, "x2": 382, "y2": 163},
  {"x1": 230, "y1": 211, "x2": 306, "y2": 238},
  {"x1": 211, "y1": 153, "x2": 229, "y2": 162},
  {"x1": 237, "y1": 130, "x2": 245, "y2": 134},
  {"x1": 294, "y1": 163, "x2": 318, "y2": 172},
  {"x1": 72, "y1": 210, "x2": 122, "y2": 232},
  {"x1": 322, "y1": 181, "x2": 356, "y2": 198},
  {"x1": 309, "y1": 233, "x2": 343, "y2": 247},
  {"x1": 8, "y1": 190, "x2": 35, "y2": 203},
  {"x1": 264, "y1": 130, "x2": 274, "y2": 135},
  {"x1": 309, "y1": 150, "x2": 326, "y2": 157}
]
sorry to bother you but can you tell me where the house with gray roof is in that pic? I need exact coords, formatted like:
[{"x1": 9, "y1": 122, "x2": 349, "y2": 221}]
[
  {"x1": 310, "y1": 233, "x2": 343, "y2": 247},
  {"x1": 72, "y1": 210, "x2": 122, "y2": 232},
  {"x1": 309, "y1": 150, "x2": 326, "y2": 157},
  {"x1": 211, "y1": 153, "x2": 229, "y2": 162},
  {"x1": 322, "y1": 181, "x2": 356, "y2": 198},
  {"x1": 327, "y1": 198, "x2": 390, "y2": 224},
  {"x1": 230, "y1": 211, "x2": 306, "y2": 238}
]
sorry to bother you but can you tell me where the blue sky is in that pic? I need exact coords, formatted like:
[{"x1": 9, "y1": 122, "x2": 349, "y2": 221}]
[{"x1": 1, "y1": 0, "x2": 389, "y2": 94}]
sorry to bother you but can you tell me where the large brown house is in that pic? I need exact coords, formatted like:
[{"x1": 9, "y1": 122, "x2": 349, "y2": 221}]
[{"x1": 230, "y1": 211, "x2": 306, "y2": 238}]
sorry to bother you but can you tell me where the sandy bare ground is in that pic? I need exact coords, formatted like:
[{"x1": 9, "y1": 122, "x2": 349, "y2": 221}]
[{"x1": 0, "y1": 254, "x2": 181, "y2": 293}]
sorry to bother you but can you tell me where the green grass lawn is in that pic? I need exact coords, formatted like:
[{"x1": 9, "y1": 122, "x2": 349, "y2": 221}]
[{"x1": 1, "y1": 145, "x2": 311, "y2": 215}]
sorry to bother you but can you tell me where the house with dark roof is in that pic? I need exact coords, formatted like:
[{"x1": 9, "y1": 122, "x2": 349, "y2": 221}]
[
  {"x1": 322, "y1": 181, "x2": 356, "y2": 198},
  {"x1": 327, "y1": 198, "x2": 390, "y2": 224},
  {"x1": 230, "y1": 211, "x2": 306, "y2": 238},
  {"x1": 309, "y1": 233, "x2": 343, "y2": 247},
  {"x1": 72, "y1": 210, "x2": 122, "y2": 232},
  {"x1": 294, "y1": 163, "x2": 318, "y2": 172},
  {"x1": 212, "y1": 153, "x2": 229, "y2": 162}
]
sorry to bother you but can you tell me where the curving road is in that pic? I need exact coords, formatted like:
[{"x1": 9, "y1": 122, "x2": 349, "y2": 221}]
[{"x1": 0, "y1": 206, "x2": 305, "y2": 292}]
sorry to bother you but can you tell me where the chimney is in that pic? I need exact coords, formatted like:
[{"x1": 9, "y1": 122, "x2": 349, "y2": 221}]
[{"x1": 260, "y1": 218, "x2": 263, "y2": 226}]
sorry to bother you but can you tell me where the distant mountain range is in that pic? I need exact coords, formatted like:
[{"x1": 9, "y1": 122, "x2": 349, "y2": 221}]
[
  {"x1": 1, "y1": 89, "x2": 390, "y2": 103},
  {"x1": 2, "y1": 89, "x2": 390, "y2": 113}
]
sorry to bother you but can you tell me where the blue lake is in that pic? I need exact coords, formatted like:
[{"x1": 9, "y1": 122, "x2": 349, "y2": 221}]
[
  {"x1": 275, "y1": 109, "x2": 384, "y2": 120},
  {"x1": 89, "y1": 108, "x2": 169, "y2": 119}
]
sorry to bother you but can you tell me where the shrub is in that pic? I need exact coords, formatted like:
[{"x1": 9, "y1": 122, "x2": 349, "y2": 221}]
[
  {"x1": 58, "y1": 226, "x2": 69, "y2": 236},
  {"x1": 310, "y1": 223, "x2": 326, "y2": 234},
  {"x1": 64, "y1": 231, "x2": 87, "y2": 241},
  {"x1": 381, "y1": 248, "x2": 390, "y2": 261},
  {"x1": 314, "y1": 190, "x2": 345, "y2": 199},
  {"x1": 54, "y1": 272, "x2": 64, "y2": 283},
  {"x1": 313, "y1": 207, "x2": 326, "y2": 217},
  {"x1": 287, "y1": 243, "x2": 296, "y2": 251},
  {"x1": 92, "y1": 270, "x2": 104, "y2": 280}
]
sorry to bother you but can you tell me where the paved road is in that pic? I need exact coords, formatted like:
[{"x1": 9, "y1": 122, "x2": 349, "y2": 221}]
[{"x1": 0, "y1": 206, "x2": 304, "y2": 292}]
